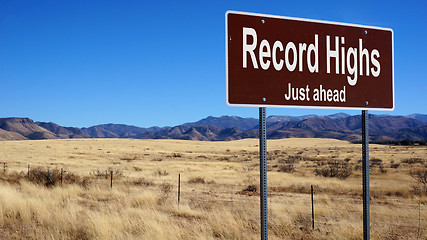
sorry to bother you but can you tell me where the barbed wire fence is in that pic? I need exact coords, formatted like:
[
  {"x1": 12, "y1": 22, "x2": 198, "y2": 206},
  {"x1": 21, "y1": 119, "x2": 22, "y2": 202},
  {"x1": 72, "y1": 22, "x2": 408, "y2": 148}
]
[{"x1": 0, "y1": 161, "x2": 425, "y2": 238}]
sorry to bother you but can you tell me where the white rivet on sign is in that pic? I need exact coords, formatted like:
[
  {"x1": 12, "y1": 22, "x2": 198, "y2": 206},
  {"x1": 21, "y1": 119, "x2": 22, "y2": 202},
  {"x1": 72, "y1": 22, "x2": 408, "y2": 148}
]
[
  {"x1": 262, "y1": 98, "x2": 266, "y2": 102},
  {"x1": 364, "y1": 30, "x2": 368, "y2": 34},
  {"x1": 261, "y1": 19, "x2": 265, "y2": 24},
  {"x1": 365, "y1": 101, "x2": 369, "y2": 105}
]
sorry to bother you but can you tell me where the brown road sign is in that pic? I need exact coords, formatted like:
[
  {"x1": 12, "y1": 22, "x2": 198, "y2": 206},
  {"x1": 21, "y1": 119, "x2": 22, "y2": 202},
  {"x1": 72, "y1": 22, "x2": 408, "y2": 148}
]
[{"x1": 226, "y1": 11, "x2": 394, "y2": 110}]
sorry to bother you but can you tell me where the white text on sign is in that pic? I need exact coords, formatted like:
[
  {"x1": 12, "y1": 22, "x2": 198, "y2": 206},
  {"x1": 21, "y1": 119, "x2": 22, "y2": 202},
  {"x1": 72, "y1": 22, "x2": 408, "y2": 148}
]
[{"x1": 242, "y1": 27, "x2": 381, "y2": 87}]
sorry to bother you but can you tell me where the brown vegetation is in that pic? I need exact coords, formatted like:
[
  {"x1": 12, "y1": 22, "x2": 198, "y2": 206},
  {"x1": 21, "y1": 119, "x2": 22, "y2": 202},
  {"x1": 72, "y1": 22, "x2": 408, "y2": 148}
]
[{"x1": 0, "y1": 138, "x2": 425, "y2": 239}]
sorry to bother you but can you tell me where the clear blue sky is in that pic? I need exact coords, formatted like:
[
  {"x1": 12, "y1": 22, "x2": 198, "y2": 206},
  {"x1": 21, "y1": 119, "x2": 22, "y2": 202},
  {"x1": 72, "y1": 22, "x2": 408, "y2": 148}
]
[{"x1": 1, "y1": 0, "x2": 426, "y2": 127}]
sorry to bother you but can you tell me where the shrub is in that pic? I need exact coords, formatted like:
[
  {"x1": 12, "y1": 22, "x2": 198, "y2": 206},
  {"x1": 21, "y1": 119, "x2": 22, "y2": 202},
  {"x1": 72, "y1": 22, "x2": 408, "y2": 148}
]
[
  {"x1": 80, "y1": 176, "x2": 92, "y2": 189},
  {"x1": 402, "y1": 158, "x2": 424, "y2": 165},
  {"x1": 160, "y1": 182, "x2": 173, "y2": 194},
  {"x1": 286, "y1": 155, "x2": 303, "y2": 163},
  {"x1": 91, "y1": 169, "x2": 109, "y2": 179},
  {"x1": 410, "y1": 185, "x2": 427, "y2": 196},
  {"x1": 153, "y1": 169, "x2": 169, "y2": 177},
  {"x1": 370, "y1": 158, "x2": 383, "y2": 166},
  {"x1": 108, "y1": 168, "x2": 123, "y2": 177},
  {"x1": 120, "y1": 155, "x2": 139, "y2": 161},
  {"x1": 279, "y1": 164, "x2": 295, "y2": 173},
  {"x1": 0, "y1": 171, "x2": 25, "y2": 184},
  {"x1": 243, "y1": 184, "x2": 257, "y2": 192},
  {"x1": 314, "y1": 160, "x2": 352, "y2": 179},
  {"x1": 390, "y1": 163, "x2": 400, "y2": 168},
  {"x1": 409, "y1": 169, "x2": 427, "y2": 185},
  {"x1": 293, "y1": 213, "x2": 312, "y2": 230},
  {"x1": 157, "y1": 182, "x2": 173, "y2": 205},
  {"x1": 133, "y1": 166, "x2": 143, "y2": 171},
  {"x1": 28, "y1": 168, "x2": 56, "y2": 186},
  {"x1": 379, "y1": 164, "x2": 387, "y2": 174},
  {"x1": 188, "y1": 177, "x2": 205, "y2": 184},
  {"x1": 63, "y1": 170, "x2": 81, "y2": 184},
  {"x1": 132, "y1": 177, "x2": 154, "y2": 186},
  {"x1": 28, "y1": 168, "x2": 80, "y2": 187},
  {"x1": 91, "y1": 168, "x2": 122, "y2": 179}
]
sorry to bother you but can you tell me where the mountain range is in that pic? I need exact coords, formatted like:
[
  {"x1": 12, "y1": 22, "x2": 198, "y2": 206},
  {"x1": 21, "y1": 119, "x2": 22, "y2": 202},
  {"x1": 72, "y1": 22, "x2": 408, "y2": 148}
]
[{"x1": 0, "y1": 113, "x2": 426, "y2": 142}]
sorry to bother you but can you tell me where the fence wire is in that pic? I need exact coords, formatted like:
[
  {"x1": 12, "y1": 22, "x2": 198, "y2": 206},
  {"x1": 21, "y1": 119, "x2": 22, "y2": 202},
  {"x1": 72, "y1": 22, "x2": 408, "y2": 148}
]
[{"x1": 1, "y1": 161, "x2": 426, "y2": 234}]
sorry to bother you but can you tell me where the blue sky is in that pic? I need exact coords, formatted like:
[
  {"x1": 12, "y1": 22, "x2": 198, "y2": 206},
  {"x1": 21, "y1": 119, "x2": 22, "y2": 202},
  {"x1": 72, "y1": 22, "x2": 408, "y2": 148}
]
[{"x1": 0, "y1": 0, "x2": 426, "y2": 127}]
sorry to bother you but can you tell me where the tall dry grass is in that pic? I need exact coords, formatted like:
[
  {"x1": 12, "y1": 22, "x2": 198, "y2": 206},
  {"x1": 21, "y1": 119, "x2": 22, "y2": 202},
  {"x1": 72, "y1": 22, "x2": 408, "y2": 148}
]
[{"x1": 0, "y1": 138, "x2": 425, "y2": 239}]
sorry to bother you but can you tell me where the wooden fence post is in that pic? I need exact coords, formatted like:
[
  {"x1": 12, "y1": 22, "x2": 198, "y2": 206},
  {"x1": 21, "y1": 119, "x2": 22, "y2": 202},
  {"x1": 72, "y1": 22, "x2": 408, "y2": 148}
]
[
  {"x1": 110, "y1": 171, "x2": 113, "y2": 188},
  {"x1": 178, "y1": 173, "x2": 181, "y2": 207},
  {"x1": 311, "y1": 185, "x2": 315, "y2": 229}
]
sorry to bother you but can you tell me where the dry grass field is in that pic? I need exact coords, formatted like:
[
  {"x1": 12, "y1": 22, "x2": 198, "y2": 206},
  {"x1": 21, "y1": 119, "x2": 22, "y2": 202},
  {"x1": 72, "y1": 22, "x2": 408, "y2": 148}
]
[{"x1": 0, "y1": 138, "x2": 426, "y2": 239}]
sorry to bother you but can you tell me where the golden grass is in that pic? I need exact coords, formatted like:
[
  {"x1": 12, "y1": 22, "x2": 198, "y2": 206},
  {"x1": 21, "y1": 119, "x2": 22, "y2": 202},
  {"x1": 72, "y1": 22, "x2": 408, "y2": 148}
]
[{"x1": 0, "y1": 138, "x2": 426, "y2": 239}]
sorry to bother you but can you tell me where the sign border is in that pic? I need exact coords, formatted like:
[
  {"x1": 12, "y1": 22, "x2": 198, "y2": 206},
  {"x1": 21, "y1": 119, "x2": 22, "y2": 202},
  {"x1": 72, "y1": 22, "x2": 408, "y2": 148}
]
[{"x1": 225, "y1": 10, "x2": 394, "y2": 111}]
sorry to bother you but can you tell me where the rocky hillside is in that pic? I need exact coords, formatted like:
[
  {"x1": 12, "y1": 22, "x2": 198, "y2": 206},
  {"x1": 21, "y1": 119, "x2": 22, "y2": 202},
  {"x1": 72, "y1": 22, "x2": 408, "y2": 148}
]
[{"x1": 0, "y1": 114, "x2": 426, "y2": 142}]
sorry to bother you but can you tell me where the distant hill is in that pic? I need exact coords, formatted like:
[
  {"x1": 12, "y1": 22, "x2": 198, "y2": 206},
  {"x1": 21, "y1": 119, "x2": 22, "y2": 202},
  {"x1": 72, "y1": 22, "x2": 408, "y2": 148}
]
[
  {"x1": 265, "y1": 115, "x2": 425, "y2": 142},
  {"x1": 0, "y1": 113, "x2": 426, "y2": 142},
  {"x1": 266, "y1": 114, "x2": 318, "y2": 123},
  {"x1": 80, "y1": 124, "x2": 161, "y2": 138},
  {"x1": 0, "y1": 128, "x2": 27, "y2": 140},
  {"x1": 0, "y1": 118, "x2": 56, "y2": 140},
  {"x1": 183, "y1": 116, "x2": 258, "y2": 131},
  {"x1": 407, "y1": 113, "x2": 427, "y2": 122},
  {"x1": 36, "y1": 122, "x2": 89, "y2": 139},
  {"x1": 267, "y1": 113, "x2": 350, "y2": 123}
]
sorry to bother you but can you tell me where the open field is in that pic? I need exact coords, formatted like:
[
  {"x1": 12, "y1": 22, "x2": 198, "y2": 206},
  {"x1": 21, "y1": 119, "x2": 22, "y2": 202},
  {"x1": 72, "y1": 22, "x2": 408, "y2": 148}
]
[{"x1": 0, "y1": 138, "x2": 426, "y2": 239}]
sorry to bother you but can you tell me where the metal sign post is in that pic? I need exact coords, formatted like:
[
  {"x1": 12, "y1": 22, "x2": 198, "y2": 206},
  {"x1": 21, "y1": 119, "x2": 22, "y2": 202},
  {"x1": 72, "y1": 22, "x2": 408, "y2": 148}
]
[
  {"x1": 362, "y1": 110, "x2": 370, "y2": 240},
  {"x1": 259, "y1": 107, "x2": 268, "y2": 240}
]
